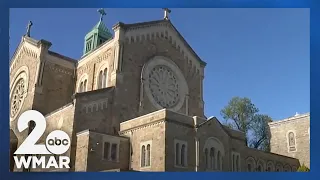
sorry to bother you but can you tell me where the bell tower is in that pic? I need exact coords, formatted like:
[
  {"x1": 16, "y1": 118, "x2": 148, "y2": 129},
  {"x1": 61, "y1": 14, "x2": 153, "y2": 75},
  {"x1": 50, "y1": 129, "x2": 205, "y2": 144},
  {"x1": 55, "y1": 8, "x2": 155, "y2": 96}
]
[{"x1": 83, "y1": 8, "x2": 113, "y2": 55}]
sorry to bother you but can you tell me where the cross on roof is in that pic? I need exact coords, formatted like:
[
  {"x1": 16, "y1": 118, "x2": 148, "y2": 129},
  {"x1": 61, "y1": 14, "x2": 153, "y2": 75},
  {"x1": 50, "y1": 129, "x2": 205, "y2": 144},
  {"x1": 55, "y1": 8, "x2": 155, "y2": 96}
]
[
  {"x1": 162, "y1": 8, "x2": 171, "y2": 20},
  {"x1": 26, "y1": 21, "x2": 33, "y2": 37},
  {"x1": 98, "y1": 8, "x2": 106, "y2": 21}
]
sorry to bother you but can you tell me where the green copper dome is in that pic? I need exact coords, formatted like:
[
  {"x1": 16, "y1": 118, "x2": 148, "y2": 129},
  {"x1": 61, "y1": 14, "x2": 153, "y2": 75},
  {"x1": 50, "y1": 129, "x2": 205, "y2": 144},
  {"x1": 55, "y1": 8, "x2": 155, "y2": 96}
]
[{"x1": 83, "y1": 9, "x2": 113, "y2": 56}]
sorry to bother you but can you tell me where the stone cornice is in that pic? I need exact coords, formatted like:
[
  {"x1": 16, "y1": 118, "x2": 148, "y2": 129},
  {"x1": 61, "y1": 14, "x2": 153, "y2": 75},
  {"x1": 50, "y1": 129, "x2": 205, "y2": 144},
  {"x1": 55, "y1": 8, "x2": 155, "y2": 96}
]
[{"x1": 268, "y1": 113, "x2": 310, "y2": 127}]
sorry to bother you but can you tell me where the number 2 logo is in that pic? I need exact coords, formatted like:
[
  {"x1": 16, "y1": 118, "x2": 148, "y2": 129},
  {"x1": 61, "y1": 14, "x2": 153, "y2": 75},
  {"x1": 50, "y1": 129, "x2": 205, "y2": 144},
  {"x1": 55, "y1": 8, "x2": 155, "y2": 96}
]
[{"x1": 14, "y1": 110, "x2": 66, "y2": 155}]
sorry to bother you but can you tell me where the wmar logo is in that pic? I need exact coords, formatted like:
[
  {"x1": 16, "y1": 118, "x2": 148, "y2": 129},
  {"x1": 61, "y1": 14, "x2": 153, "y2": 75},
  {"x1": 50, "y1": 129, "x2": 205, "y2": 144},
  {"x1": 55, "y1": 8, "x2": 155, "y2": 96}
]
[{"x1": 13, "y1": 110, "x2": 70, "y2": 169}]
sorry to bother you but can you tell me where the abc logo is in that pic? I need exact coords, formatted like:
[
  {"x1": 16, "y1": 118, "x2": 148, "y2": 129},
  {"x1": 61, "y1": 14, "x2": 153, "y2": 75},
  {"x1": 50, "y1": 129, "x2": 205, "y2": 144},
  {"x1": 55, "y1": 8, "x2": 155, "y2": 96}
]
[
  {"x1": 45, "y1": 130, "x2": 70, "y2": 155},
  {"x1": 47, "y1": 137, "x2": 69, "y2": 146}
]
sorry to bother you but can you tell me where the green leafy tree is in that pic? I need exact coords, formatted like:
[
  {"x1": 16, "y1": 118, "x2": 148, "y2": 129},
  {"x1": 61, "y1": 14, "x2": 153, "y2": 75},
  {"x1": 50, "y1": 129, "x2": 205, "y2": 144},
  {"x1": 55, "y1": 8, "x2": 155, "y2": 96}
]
[
  {"x1": 250, "y1": 114, "x2": 272, "y2": 151},
  {"x1": 221, "y1": 97, "x2": 272, "y2": 151},
  {"x1": 297, "y1": 164, "x2": 310, "y2": 172}
]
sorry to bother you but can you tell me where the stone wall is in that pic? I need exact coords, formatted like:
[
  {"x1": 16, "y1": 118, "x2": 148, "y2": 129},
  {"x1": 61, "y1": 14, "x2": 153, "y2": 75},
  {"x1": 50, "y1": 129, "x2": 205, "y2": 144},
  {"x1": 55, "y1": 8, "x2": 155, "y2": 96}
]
[
  {"x1": 73, "y1": 87, "x2": 116, "y2": 134},
  {"x1": 76, "y1": 41, "x2": 115, "y2": 92},
  {"x1": 241, "y1": 148, "x2": 300, "y2": 172},
  {"x1": 10, "y1": 38, "x2": 43, "y2": 144},
  {"x1": 269, "y1": 113, "x2": 310, "y2": 168},
  {"x1": 120, "y1": 110, "x2": 167, "y2": 171},
  {"x1": 33, "y1": 53, "x2": 75, "y2": 115},
  {"x1": 111, "y1": 22, "x2": 205, "y2": 126},
  {"x1": 75, "y1": 130, "x2": 129, "y2": 172}
]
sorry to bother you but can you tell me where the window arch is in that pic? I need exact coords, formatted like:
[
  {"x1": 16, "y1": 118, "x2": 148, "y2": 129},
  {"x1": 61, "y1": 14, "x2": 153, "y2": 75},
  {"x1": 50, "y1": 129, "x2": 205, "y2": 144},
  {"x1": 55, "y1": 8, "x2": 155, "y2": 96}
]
[
  {"x1": 256, "y1": 159, "x2": 265, "y2": 172},
  {"x1": 174, "y1": 140, "x2": 187, "y2": 167},
  {"x1": 210, "y1": 147, "x2": 215, "y2": 169},
  {"x1": 96, "y1": 64, "x2": 109, "y2": 89},
  {"x1": 205, "y1": 148, "x2": 209, "y2": 169},
  {"x1": 203, "y1": 137, "x2": 225, "y2": 171},
  {"x1": 140, "y1": 141, "x2": 152, "y2": 168},
  {"x1": 287, "y1": 131, "x2": 297, "y2": 152},
  {"x1": 232, "y1": 152, "x2": 240, "y2": 171},
  {"x1": 292, "y1": 166, "x2": 297, "y2": 172},
  {"x1": 77, "y1": 73, "x2": 88, "y2": 93},
  {"x1": 275, "y1": 163, "x2": 283, "y2": 172},
  {"x1": 217, "y1": 151, "x2": 222, "y2": 170},
  {"x1": 246, "y1": 157, "x2": 256, "y2": 172},
  {"x1": 266, "y1": 161, "x2": 275, "y2": 172},
  {"x1": 141, "y1": 145, "x2": 146, "y2": 167},
  {"x1": 283, "y1": 164, "x2": 291, "y2": 172},
  {"x1": 181, "y1": 144, "x2": 186, "y2": 166},
  {"x1": 146, "y1": 144, "x2": 151, "y2": 166},
  {"x1": 176, "y1": 143, "x2": 180, "y2": 165}
]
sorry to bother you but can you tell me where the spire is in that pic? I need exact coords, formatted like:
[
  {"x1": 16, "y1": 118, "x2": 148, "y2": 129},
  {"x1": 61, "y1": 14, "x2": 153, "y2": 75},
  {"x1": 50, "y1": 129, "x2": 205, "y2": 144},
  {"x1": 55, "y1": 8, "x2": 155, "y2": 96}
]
[{"x1": 83, "y1": 8, "x2": 113, "y2": 56}]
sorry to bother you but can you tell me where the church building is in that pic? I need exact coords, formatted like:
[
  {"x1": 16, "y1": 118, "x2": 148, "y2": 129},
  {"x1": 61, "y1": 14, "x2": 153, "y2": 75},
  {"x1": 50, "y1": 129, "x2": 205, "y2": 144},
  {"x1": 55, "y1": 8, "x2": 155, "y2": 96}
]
[{"x1": 9, "y1": 9, "x2": 309, "y2": 172}]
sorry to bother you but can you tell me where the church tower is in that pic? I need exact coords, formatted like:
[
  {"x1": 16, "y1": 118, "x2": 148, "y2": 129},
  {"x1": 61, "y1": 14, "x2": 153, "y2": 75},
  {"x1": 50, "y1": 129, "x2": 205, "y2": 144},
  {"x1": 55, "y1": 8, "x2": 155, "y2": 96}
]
[{"x1": 83, "y1": 8, "x2": 113, "y2": 56}]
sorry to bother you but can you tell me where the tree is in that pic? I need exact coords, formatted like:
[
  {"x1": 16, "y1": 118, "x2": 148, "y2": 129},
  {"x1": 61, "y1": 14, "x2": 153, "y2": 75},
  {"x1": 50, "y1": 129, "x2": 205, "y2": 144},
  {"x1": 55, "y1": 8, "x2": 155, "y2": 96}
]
[
  {"x1": 297, "y1": 164, "x2": 310, "y2": 172},
  {"x1": 220, "y1": 97, "x2": 272, "y2": 151},
  {"x1": 250, "y1": 114, "x2": 272, "y2": 151}
]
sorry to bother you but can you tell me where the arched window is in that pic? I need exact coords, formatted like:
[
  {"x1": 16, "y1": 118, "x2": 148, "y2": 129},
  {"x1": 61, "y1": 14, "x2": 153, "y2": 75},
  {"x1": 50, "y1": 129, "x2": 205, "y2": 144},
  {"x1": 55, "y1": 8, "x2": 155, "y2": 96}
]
[
  {"x1": 288, "y1": 131, "x2": 296, "y2": 152},
  {"x1": 267, "y1": 162, "x2": 275, "y2": 172},
  {"x1": 176, "y1": 143, "x2": 180, "y2": 165},
  {"x1": 146, "y1": 144, "x2": 151, "y2": 166},
  {"x1": 97, "y1": 68, "x2": 108, "y2": 89},
  {"x1": 98, "y1": 71, "x2": 103, "y2": 89},
  {"x1": 78, "y1": 74, "x2": 88, "y2": 93},
  {"x1": 181, "y1": 144, "x2": 186, "y2": 166},
  {"x1": 256, "y1": 160, "x2": 265, "y2": 172},
  {"x1": 103, "y1": 68, "x2": 107, "y2": 88},
  {"x1": 84, "y1": 79, "x2": 87, "y2": 91},
  {"x1": 246, "y1": 157, "x2": 256, "y2": 172},
  {"x1": 236, "y1": 155, "x2": 239, "y2": 171},
  {"x1": 276, "y1": 164, "x2": 283, "y2": 172},
  {"x1": 79, "y1": 82, "x2": 84, "y2": 92},
  {"x1": 284, "y1": 164, "x2": 291, "y2": 172},
  {"x1": 203, "y1": 137, "x2": 225, "y2": 171},
  {"x1": 257, "y1": 165, "x2": 262, "y2": 172},
  {"x1": 210, "y1": 147, "x2": 215, "y2": 169},
  {"x1": 232, "y1": 152, "x2": 240, "y2": 171},
  {"x1": 141, "y1": 145, "x2": 146, "y2": 167},
  {"x1": 174, "y1": 140, "x2": 187, "y2": 167},
  {"x1": 205, "y1": 148, "x2": 209, "y2": 169},
  {"x1": 232, "y1": 154, "x2": 235, "y2": 171},
  {"x1": 103, "y1": 142, "x2": 110, "y2": 160},
  {"x1": 141, "y1": 142, "x2": 152, "y2": 168},
  {"x1": 217, "y1": 151, "x2": 221, "y2": 170}
]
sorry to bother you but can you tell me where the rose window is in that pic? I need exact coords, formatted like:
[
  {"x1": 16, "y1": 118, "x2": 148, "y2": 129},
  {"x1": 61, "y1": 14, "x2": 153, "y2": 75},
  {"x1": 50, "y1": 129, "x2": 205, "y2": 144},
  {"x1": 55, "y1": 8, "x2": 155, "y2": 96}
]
[
  {"x1": 148, "y1": 65, "x2": 180, "y2": 108},
  {"x1": 10, "y1": 78, "x2": 25, "y2": 118}
]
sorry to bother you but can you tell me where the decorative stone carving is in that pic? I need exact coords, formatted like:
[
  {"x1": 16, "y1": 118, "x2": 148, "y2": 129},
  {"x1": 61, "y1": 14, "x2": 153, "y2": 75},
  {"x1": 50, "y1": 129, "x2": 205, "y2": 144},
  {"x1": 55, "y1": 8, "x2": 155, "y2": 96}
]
[
  {"x1": 10, "y1": 68, "x2": 29, "y2": 120},
  {"x1": 142, "y1": 56, "x2": 188, "y2": 112},
  {"x1": 10, "y1": 79, "x2": 25, "y2": 118},
  {"x1": 148, "y1": 65, "x2": 179, "y2": 108}
]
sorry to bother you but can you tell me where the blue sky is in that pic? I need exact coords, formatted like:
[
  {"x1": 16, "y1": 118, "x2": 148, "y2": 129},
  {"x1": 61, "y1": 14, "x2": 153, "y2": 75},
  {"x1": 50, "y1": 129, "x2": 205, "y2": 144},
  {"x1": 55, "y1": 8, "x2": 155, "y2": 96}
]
[{"x1": 9, "y1": 8, "x2": 310, "y2": 121}]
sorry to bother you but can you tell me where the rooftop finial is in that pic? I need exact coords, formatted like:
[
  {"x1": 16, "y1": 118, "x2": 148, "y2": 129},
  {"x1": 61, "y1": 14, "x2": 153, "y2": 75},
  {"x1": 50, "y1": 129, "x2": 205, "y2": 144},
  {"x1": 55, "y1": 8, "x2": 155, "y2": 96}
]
[
  {"x1": 163, "y1": 8, "x2": 171, "y2": 20},
  {"x1": 25, "y1": 21, "x2": 33, "y2": 37},
  {"x1": 98, "y1": 8, "x2": 106, "y2": 21}
]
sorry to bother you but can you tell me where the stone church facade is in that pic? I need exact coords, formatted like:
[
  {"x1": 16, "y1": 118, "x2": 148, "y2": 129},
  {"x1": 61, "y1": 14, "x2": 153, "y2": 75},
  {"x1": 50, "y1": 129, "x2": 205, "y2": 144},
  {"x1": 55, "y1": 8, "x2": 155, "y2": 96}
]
[
  {"x1": 269, "y1": 113, "x2": 310, "y2": 168},
  {"x1": 9, "y1": 9, "x2": 308, "y2": 172}
]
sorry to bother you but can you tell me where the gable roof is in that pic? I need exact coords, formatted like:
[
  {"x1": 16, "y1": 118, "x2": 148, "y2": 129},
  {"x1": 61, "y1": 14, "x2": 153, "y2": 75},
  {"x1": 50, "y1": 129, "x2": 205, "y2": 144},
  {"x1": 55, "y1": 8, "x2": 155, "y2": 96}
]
[
  {"x1": 196, "y1": 116, "x2": 246, "y2": 141},
  {"x1": 10, "y1": 36, "x2": 51, "y2": 67},
  {"x1": 114, "y1": 19, "x2": 206, "y2": 66}
]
